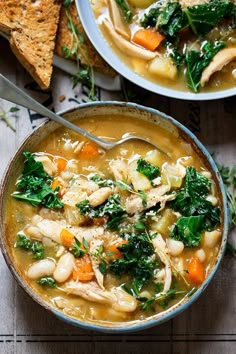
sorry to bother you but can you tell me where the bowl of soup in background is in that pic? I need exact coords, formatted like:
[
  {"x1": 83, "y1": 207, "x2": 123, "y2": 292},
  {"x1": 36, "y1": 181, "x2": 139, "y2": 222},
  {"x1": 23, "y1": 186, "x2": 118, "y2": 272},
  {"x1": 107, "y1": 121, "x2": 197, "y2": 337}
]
[
  {"x1": 0, "y1": 102, "x2": 228, "y2": 332},
  {"x1": 76, "y1": 1, "x2": 236, "y2": 100}
]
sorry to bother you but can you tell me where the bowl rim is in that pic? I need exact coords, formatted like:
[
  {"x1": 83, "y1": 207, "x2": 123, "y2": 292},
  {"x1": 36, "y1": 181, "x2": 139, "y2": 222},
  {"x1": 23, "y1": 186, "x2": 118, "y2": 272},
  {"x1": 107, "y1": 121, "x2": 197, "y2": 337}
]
[
  {"x1": 0, "y1": 101, "x2": 229, "y2": 333},
  {"x1": 76, "y1": 0, "x2": 236, "y2": 101}
]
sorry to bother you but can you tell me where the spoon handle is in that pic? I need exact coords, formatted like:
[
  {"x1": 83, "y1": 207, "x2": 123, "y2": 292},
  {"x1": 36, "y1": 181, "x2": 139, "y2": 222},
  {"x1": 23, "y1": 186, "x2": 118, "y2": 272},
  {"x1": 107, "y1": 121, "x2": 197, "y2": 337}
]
[{"x1": 0, "y1": 74, "x2": 112, "y2": 149}]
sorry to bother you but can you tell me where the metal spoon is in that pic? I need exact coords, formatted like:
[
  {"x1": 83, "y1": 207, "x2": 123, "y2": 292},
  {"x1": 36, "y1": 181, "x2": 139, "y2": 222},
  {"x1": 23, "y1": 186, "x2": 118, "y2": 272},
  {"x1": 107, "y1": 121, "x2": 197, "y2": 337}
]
[{"x1": 0, "y1": 74, "x2": 167, "y2": 153}]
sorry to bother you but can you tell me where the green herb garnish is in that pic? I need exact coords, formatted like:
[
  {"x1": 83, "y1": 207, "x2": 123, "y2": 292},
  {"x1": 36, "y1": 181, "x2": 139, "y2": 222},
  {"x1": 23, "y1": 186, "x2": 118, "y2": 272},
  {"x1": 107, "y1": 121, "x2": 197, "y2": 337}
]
[
  {"x1": 170, "y1": 215, "x2": 205, "y2": 247},
  {"x1": 15, "y1": 233, "x2": 45, "y2": 259},
  {"x1": 76, "y1": 194, "x2": 126, "y2": 230},
  {"x1": 12, "y1": 152, "x2": 64, "y2": 209},
  {"x1": 37, "y1": 277, "x2": 57, "y2": 288},
  {"x1": 136, "y1": 159, "x2": 160, "y2": 181},
  {"x1": 171, "y1": 167, "x2": 220, "y2": 231}
]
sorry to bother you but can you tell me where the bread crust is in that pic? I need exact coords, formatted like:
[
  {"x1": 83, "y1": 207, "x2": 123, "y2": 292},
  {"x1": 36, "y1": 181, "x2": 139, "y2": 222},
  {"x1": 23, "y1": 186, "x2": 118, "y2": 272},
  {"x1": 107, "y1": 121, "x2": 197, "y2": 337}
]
[{"x1": 1, "y1": 0, "x2": 62, "y2": 89}]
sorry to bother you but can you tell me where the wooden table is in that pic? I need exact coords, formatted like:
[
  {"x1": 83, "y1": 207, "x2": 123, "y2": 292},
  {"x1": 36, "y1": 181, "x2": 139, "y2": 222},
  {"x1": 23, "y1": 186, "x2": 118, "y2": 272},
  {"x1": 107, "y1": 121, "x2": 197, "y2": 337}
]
[{"x1": 0, "y1": 37, "x2": 236, "y2": 354}]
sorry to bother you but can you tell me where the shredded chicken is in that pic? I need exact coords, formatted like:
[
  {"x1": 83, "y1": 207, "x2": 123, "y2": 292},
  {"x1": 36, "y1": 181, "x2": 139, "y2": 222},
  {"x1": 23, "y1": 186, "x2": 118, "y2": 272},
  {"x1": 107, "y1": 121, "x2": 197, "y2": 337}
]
[
  {"x1": 35, "y1": 155, "x2": 57, "y2": 176},
  {"x1": 152, "y1": 234, "x2": 172, "y2": 292},
  {"x1": 63, "y1": 281, "x2": 137, "y2": 312},
  {"x1": 126, "y1": 184, "x2": 175, "y2": 214},
  {"x1": 108, "y1": 0, "x2": 130, "y2": 39},
  {"x1": 201, "y1": 48, "x2": 236, "y2": 86},
  {"x1": 109, "y1": 159, "x2": 128, "y2": 181},
  {"x1": 103, "y1": 18, "x2": 158, "y2": 60},
  {"x1": 89, "y1": 238, "x2": 105, "y2": 289},
  {"x1": 179, "y1": 0, "x2": 209, "y2": 7}
]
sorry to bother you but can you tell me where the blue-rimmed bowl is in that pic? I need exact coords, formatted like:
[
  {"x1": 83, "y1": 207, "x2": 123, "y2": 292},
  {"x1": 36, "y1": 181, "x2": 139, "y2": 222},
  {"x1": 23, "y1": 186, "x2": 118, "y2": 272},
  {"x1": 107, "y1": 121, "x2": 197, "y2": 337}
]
[
  {"x1": 76, "y1": 1, "x2": 236, "y2": 101},
  {"x1": 0, "y1": 102, "x2": 229, "y2": 332}
]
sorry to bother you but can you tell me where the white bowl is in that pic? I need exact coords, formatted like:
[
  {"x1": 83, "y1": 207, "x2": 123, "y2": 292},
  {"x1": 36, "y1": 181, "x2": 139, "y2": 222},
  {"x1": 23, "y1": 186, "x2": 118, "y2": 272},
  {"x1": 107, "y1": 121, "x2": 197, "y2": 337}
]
[{"x1": 76, "y1": 1, "x2": 236, "y2": 101}]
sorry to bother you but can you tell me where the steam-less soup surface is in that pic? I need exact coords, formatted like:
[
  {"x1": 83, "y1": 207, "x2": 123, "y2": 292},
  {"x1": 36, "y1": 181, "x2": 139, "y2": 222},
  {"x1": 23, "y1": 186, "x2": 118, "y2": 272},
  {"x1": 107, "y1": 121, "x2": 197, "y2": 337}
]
[
  {"x1": 92, "y1": 0, "x2": 236, "y2": 93},
  {"x1": 7, "y1": 115, "x2": 222, "y2": 325}
]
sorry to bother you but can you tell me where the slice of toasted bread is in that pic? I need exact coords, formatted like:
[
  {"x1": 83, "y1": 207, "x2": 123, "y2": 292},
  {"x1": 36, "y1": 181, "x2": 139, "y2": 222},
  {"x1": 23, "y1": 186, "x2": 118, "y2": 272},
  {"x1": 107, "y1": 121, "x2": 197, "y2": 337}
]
[
  {"x1": 0, "y1": 0, "x2": 23, "y2": 35},
  {"x1": 55, "y1": 3, "x2": 116, "y2": 77},
  {"x1": 0, "y1": 0, "x2": 62, "y2": 89}
]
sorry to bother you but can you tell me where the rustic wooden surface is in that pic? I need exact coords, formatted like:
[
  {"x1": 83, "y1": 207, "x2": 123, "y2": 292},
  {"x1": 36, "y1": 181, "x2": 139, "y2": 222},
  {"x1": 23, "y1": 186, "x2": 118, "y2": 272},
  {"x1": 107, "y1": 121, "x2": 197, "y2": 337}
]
[{"x1": 0, "y1": 37, "x2": 236, "y2": 354}]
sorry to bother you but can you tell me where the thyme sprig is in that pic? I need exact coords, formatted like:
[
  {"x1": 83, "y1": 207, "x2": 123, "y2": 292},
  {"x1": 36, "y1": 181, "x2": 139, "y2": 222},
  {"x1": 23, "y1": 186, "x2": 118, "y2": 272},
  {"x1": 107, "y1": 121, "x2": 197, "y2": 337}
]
[
  {"x1": 63, "y1": 0, "x2": 96, "y2": 100},
  {"x1": 217, "y1": 163, "x2": 236, "y2": 226},
  {"x1": 0, "y1": 106, "x2": 19, "y2": 132}
]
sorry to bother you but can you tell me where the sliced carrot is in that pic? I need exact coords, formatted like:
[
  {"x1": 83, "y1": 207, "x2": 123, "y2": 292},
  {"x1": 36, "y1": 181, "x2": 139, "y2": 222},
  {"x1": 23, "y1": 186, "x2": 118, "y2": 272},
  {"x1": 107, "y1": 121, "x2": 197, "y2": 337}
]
[
  {"x1": 187, "y1": 257, "x2": 205, "y2": 285},
  {"x1": 106, "y1": 240, "x2": 128, "y2": 260},
  {"x1": 72, "y1": 254, "x2": 94, "y2": 282},
  {"x1": 133, "y1": 29, "x2": 165, "y2": 51},
  {"x1": 79, "y1": 142, "x2": 100, "y2": 159},
  {"x1": 56, "y1": 157, "x2": 67, "y2": 172},
  {"x1": 60, "y1": 228, "x2": 75, "y2": 248},
  {"x1": 51, "y1": 178, "x2": 65, "y2": 197}
]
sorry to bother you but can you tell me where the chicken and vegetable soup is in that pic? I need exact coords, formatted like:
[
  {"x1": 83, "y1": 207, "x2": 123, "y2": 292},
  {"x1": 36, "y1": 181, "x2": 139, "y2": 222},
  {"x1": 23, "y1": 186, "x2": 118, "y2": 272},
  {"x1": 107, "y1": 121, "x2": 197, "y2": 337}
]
[
  {"x1": 7, "y1": 115, "x2": 222, "y2": 324},
  {"x1": 92, "y1": 0, "x2": 236, "y2": 92}
]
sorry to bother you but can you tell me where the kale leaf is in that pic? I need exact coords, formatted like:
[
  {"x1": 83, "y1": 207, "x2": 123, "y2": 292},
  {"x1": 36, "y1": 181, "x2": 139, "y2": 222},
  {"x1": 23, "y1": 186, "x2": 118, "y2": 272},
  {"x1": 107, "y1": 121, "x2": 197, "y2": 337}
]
[
  {"x1": 37, "y1": 277, "x2": 57, "y2": 288},
  {"x1": 170, "y1": 215, "x2": 204, "y2": 247},
  {"x1": 76, "y1": 194, "x2": 126, "y2": 230},
  {"x1": 136, "y1": 159, "x2": 160, "y2": 180},
  {"x1": 14, "y1": 233, "x2": 45, "y2": 259},
  {"x1": 158, "y1": 1, "x2": 188, "y2": 37},
  {"x1": 183, "y1": 0, "x2": 231, "y2": 36},
  {"x1": 186, "y1": 40, "x2": 226, "y2": 92},
  {"x1": 109, "y1": 232, "x2": 155, "y2": 293},
  {"x1": 157, "y1": 0, "x2": 233, "y2": 38},
  {"x1": 140, "y1": 6, "x2": 161, "y2": 28},
  {"x1": 170, "y1": 167, "x2": 220, "y2": 232},
  {"x1": 12, "y1": 152, "x2": 64, "y2": 209}
]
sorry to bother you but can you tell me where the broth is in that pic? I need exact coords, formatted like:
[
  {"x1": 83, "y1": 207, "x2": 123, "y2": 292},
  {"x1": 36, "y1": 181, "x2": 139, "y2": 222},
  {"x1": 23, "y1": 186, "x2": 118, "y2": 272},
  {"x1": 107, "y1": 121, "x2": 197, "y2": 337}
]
[
  {"x1": 6, "y1": 115, "x2": 222, "y2": 325},
  {"x1": 92, "y1": 0, "x2": 236, "y2": 93}
]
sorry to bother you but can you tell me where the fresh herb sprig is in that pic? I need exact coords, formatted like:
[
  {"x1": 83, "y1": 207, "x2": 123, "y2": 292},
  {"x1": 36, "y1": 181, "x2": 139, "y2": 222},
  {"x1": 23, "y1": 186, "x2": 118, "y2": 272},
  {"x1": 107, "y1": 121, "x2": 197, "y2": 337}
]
[
  {"x1": 216, "y1": 163, "x2": 236, "y2": 226},
  {"x1": 62, "y1": 0, "x2": 96, "y2": 100},
  {"x1": 0, "y1": 105, "x2": 20, "y2": 132},
  {"x1": 73, "y1": 237, "x2": 89, "y2": 258},
  {"x1": 140, "y1": 288, "x2": 184, "y2": 312},
  {"x1": 116, "y1": 180, "x2": 148, "y2": 207}
]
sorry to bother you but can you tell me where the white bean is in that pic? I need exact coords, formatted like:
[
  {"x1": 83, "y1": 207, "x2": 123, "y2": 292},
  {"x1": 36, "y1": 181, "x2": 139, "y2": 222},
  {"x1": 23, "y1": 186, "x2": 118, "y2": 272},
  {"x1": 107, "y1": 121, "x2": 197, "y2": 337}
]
[
  {"x1": 31, "y1": 215, "x2": 43, "y2": 226},
  {"x1": 27, "y1": 259, "x2": 56, "y2": 280},
  {"x1": 204, "y1": 230, "x2": 221, "y2": 248},
  {"x1": 88, "y1": 187, "x2": 113, "y2": 207},
  {"x1": 195, "y1": 249, "x2": 206, "y2": 263},
  {"x1": 139, "y1": 290, "x2": 152, "y2": 299},
  {"x1": 201, "y1": 171, "x2": 212, "y2": 179},
  {"x1": 56, "y1": 245, "x2": 66, "y2": 258},
  {"x1": 206, "y1": 195, "x2": 218, "y2": 206},
  {"x1": 42, "y1": 237, "x2": 55, "y2": 248},
  {"x1": 25, "y1": 226, "x2": 43, "y2": 240},
  {"x1": 166, "y1": 238, "x2": 184, "y2": 256},
  {"x1": 112, "y1": 287, "x2": 138, "y2": 312},
  {"x1": 53, "y1": 253, "x2": 75, "y2": 283}
]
